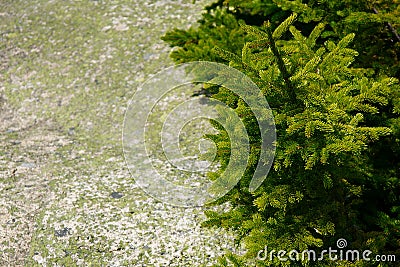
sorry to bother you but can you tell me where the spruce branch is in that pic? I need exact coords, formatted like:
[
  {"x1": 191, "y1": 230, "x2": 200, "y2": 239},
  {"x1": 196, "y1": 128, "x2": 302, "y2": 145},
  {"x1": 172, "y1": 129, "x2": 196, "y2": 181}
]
[
  {"x1": 264, "y1": 21, "x2": 297, "y2": 104},
  {"x1": 272, "y1": 13, "x2": 298, "y2": 40}
]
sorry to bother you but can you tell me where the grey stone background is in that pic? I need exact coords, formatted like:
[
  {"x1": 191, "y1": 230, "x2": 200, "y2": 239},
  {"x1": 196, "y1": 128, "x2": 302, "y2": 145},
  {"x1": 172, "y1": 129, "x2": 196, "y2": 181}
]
[{"x1": 0, "y1": 0, "x2": 239, "y2": 266}]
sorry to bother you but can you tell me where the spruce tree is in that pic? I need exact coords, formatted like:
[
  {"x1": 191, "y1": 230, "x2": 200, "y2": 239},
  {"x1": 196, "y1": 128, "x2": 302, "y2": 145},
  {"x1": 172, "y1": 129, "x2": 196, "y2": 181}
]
[
  {"x1": 203, "y1": 16, "x2": 400, "y2": 266},
  {"x1": 162, "y1": 2, "x2": 400, "y2": 266}
]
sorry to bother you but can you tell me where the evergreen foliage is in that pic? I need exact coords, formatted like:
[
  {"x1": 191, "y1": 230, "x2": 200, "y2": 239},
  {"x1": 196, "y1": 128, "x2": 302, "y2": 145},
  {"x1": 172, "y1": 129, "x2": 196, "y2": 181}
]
[
  {"x1": 163, "y1": 1, "x2": 400, "y2": 266},
  {"x1": 163, "y1": 0, "x2": 400, "y2": 77}
]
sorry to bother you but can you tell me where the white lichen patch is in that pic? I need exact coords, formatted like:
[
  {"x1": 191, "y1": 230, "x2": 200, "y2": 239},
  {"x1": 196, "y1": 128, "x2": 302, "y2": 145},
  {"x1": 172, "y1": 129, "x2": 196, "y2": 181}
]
[{"x1": 25, "y1": 155, "x2": 239, "y2": 266}]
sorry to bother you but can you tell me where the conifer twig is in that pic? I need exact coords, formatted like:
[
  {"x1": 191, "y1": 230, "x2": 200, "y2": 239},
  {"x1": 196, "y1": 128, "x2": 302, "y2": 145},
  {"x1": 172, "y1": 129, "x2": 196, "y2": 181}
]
[{"x1": 264, "y1": 22, "x2": 297, "y2": 103}]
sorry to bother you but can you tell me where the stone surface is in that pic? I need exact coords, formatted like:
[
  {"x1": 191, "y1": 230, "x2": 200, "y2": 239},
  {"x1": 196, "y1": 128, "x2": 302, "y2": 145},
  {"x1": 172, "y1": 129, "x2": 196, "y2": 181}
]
[{"x1": 0, "y1": 0, "x2": 240, "y2": 266}]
